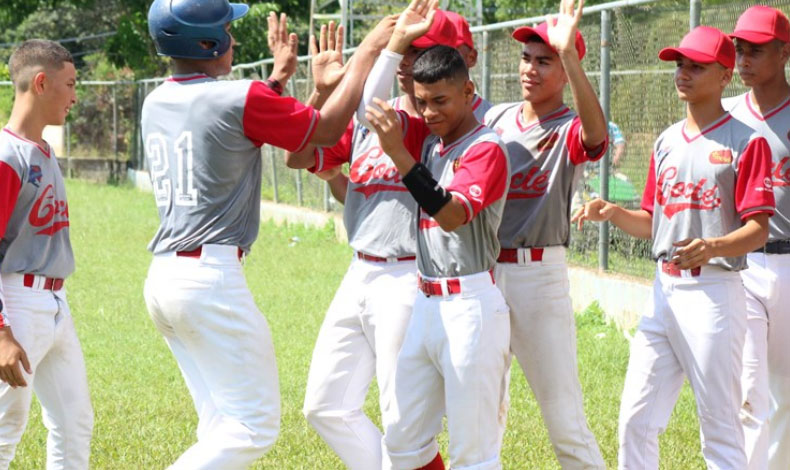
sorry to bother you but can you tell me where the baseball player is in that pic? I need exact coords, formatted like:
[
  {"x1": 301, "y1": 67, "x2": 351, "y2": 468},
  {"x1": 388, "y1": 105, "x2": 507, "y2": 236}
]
[
  {"x1": 360, "y1": 7, "x2": 511, "y2": 470},
  {"x1": 573, "y1": 26, "x2": 775, "y2": 469},
  {"x1": 482, "y1": 0, "x2": 609, "y2": 467},
  {"x1": 725, "y1": 6, "x2": 790, "y2": 469},
  {"x1": 284, "y1": 8, "x2": 477, "y2": 470},
  {"x1": 141, "y1": 1, "x2": 391, "y2": 468},
  {"x1": 0, "y1": 40, "x2": 93, "y2": 469}
]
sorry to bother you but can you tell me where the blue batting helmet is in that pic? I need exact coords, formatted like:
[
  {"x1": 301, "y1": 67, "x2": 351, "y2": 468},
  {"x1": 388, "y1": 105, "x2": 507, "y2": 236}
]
[{"x1": 148, "y1": 0, "x2": 249, "y2": 60}]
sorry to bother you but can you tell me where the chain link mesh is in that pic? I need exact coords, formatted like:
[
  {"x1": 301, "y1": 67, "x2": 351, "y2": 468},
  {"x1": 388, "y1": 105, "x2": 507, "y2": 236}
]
[{"x1": 4, "y1": 0, "x2": 787, "y2": 277}]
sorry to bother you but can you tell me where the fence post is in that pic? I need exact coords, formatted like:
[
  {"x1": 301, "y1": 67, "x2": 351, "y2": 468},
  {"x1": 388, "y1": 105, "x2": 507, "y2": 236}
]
[
  {"x1": 481, "y1": 30, "x2": 491, "y2": 101},
  {"x1": 296, "y1": 168, "x2": 303, "y2": 206},
  {"x1": 269, "y1": 145, "x2": 280, "y2": 203},
  {"x1": 323, "y1": 180, "x2": 331, "y2": 212},
  {"x1": 689, "y1": 0, "x2": 701, "y2": 30},
  {"x1": 112, "y1": 82, "x2": 119, "y2": 181},
  {"x1": 598, "y1": 9, "x2": 612, "y2": 271},
  {"x1": 66, "y1": 122, "x2": 72, "y2": 178}
]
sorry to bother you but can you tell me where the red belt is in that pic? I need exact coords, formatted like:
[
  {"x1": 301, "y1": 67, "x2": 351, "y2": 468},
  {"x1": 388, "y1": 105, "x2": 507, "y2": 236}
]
[
  {"x1": 23, "y1": 274, "x2": 64, "y2": 291},
  {"x1": 356, "y1": 252, "x2": 416, "y2": 263},
  {"x1": 176, "y1": 246, "x2": 244, "y2": 260},
  {"x1": 418, "y1": 270, "x2": 494, "y2": 297},
  {"x1": 661, "y1": 261, "x2": 701, "y2": 278},
  {"x1": 497, "y1": 247, "x2": 544, "y2": 263}
]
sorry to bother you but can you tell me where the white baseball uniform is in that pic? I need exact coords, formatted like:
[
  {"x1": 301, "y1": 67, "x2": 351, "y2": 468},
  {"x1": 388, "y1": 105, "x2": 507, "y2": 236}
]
[
  {"x1": 726, "y1": 91, "x2": 790, "y2": 470},
  {"x1": 304, "y1": 90, "x2": 491, "y2": 470},
  {"x1": 619, "y1": 113, "x2": 774, "y2": 470},
  {"x1": 485, "y1": 102, "x2": 607, "y2": 470},
  {"x1": 0, "y1": 128, "x2": 93, "y2": 470},
  {"x1": 141, "y1": 74, "x2": 319, "y2": 470}
]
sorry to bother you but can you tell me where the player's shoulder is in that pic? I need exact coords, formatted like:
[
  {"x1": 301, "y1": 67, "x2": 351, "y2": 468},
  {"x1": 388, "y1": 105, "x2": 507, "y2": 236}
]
[
  {"x1": 722, "y1": 92, "x2": 748, "y2": 113},
  {"x1": 0, "y1": 131, "x2": 33, "y2": 177},
  {"x1": 483, "y1": 102, "x2": 520, "y2": 127}
]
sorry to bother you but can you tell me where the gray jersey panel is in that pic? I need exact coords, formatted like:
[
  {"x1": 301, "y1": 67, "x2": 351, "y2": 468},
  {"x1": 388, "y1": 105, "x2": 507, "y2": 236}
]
[
  {"x1": 417, "y1": 125, "x2": 510, "y2": 277},
  {"x1": 485, "y1": 102, "x2": 586, "y2": 248},
  {"x1": 0, "y1": 131, "x2": 74, "y2": 278},
  {"x1": 142, "y1": 77, "x2": 266, "y2": 254},
  {"x1": 648, "y1": 115, "x2": 773, "y2": 271},
  {"x1": 726, "y1": 93, "x2": 790, "y2": 241}
]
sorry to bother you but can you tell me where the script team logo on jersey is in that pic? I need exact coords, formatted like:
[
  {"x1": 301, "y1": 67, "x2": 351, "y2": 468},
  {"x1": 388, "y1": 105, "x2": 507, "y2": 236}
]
[
  {"x1": 656, "y1": 166, "x2": 721, "y2": 219},
  {"x1": 349, "y1": 146, "x2": 406, "y2": 198},
  {"x1": 772, "y1": 156, "x2": 790, "y2": 186},
  {"x1": 537, "y1": 132, "x2": 560, "y2": 152},
  {"x1": 28, "y1": 184, "x2": 69, "y2": 235},
  {"x1": 708, "y1": 149, "x2": 733, "y2": 165},
  {"x1": 28, "y1": 165, "x2": 43, "y2": 187},
  {"x1": 507, "y1": 166, "x2": 551, "y2": 199}
]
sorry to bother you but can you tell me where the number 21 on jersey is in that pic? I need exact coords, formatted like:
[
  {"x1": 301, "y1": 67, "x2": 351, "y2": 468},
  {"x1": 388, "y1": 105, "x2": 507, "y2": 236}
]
[{"x1": 146, "y1": 131, "x2": 198, "y2": 207}]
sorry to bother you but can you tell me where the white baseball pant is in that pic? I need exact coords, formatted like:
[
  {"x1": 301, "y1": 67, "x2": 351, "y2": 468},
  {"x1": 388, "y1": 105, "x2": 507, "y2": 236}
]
[
  {"x1": 494, "y1": 246, "x2": 606, "y2": 470},
  {"x1": 143, "y1": 244, "x2": 280, "y2": 470},
  {"x1": 740, "y1": 251, "x2": 790, "y2": 470},
  {"x1": 0, "y1": 274, "x2": 93, "y2": 470},
  {"x1": 383, "y1": 270, "x2": 510, "y2": 470},
  {"x1": 618, "y1": 263, "x2": 747, "y2": 470},
  {"x1": 303, "y1": 256, "x2": 416, "y2": 470}
]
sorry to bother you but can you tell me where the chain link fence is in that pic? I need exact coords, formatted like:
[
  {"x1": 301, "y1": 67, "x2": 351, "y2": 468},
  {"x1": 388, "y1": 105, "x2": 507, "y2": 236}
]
[{"x1": 3, "y1": 0, "x2": 786, "y2": 278}]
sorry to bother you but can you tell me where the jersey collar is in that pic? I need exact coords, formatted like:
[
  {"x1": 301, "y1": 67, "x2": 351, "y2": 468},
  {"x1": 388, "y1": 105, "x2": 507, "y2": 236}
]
[
  {"x1": 166, "y1": 73, "x2": 212, "y2": 83},
  {"x1": 681, "y1": 112, "x2": 732, "y2": 143},
  {"x1": 438, "y1": 124, "x2": 486, "y2": 156},
  {"x1": 2, "y1": 128, "x2": 51, "y2": 158},
  {"x1": 745, "y1": 91, "x2": 790, "y2": 122},
  {"x1": 516, "y1": 103, "x2": 571, "y2": 133}
]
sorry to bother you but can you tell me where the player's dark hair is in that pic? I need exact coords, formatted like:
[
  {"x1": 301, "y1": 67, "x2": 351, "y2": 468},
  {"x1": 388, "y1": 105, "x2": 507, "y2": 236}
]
[
  {"x1": 412, "y1": 45, "x2": 469, "y2": 85},
  {"x1": 9, "y1": 39, "x2": 73, "y2": 92}
]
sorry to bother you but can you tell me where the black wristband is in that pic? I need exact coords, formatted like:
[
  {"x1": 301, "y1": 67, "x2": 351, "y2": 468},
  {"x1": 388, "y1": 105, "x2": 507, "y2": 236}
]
[
  {"x1": 265, "y1": 77, "x2": 284, "y2": 96},
  {"x1": 402, "y1": 163, "x2": 452, "y2": 216}
]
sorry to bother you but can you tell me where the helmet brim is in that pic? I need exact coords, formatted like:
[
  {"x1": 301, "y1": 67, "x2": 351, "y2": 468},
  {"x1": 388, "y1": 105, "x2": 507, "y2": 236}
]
[{"x1": 230, "y1": 3, "x2": 249, "y2": 22}]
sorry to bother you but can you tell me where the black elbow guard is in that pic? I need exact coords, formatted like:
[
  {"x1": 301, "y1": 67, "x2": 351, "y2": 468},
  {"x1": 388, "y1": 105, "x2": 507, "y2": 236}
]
[{"x1": 402, "y1": 163, "x2": 452, "y2": 216}]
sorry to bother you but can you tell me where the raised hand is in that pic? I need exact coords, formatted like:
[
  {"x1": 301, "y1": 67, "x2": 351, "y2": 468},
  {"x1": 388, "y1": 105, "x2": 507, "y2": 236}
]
[
  {"x1": 310, "y1": 21, "x2": 346, "y2": 93},
  {"x1": 358, "y1": 14, "x2": 399, "y2": 53},
  {"x1": 268, "y1": 12, "x2": 299, "y2": 84},
  {"x1": 365, "y1": 98, "x2": 407, "y2": 161},
  {"x1": 546, "y1": 0, "x2": 584, "y2": 58},
  {"x1": 388, "y1": 0, "x2": 439, "y2": 53}
]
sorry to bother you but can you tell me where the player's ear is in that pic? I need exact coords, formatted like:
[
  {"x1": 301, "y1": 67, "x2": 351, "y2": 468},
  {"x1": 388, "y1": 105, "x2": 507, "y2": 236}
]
[
  {"x1": 465, "y1": 48, "x2": 478, "y2": 68},
  {"x1": 31, "y1": 71, "x2": 47, "y2": 95},
  {"x1": 463, "y1": 79, "x2": 475, "y2": 102},
  {"x1": 720, "y1": 66, "x2": 733, "y2": 88},
  {"x1": 780, "y1": 41, "x2": 790, "y2": 65}
]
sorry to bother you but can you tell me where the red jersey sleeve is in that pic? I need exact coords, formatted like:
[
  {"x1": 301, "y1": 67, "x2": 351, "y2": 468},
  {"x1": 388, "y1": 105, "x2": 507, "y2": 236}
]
[
  {"x1": 311, "y1": 121, "x2": 354, "y2": 173},
  {"x1": 401, "y1": 112, "x2": 431, "y2": 162},
  {"x1": 243, "y1": 81, "x2": 320, "y2": 152},
  {"x1": 566, "y1": 117, "x2": 609, "y2": 165},
  {"x1": 0, "y1": 161, "x2": 21, "y2": 240},
  {"x1": 736, "y1": 137, "x2": 775, "y2": 220},
  {"x1": 640, "y1": 152, "x2": 656, "y2": 216},
  {"x1": 446, "y1": 141, "x2": 509, "y2": 223}
]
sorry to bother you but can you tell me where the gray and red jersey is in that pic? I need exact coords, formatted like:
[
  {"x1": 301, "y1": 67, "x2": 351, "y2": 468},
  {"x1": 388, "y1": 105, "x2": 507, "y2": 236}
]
[
  {"x1": 141, "y1": 74, "x2": 319, "y2": 254},
  {"x1": 641, "y1": 113, "x2": 775, "y2": 271},
  {"x1": 484, "y1": 102, "x2": 607, "y2": 248},
  {"x1": 0, "y1": 128, "x2": 74, "y2": 280},
  {"x1": 311, "y1": 98, "x2": 425, "y2": 258},
  {"x1": 400, "y1": 118, "x2": 510, "y2": 278},
  {"x1": 725, "y1": 92, "x2": 790, "y2": 241}
]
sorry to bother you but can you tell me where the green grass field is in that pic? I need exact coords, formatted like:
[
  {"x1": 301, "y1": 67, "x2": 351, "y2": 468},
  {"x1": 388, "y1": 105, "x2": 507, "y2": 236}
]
[{"x1": 11, "y1": 180, "x2": 707, "y2": 469}]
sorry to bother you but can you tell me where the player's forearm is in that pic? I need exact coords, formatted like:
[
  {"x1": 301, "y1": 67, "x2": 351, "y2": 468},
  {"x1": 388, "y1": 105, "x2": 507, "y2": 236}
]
[
  {"x1": 609, "y1": 206, "x2": 653, "y2": 239},
  {"x1": 327, "y1": 174, "x2": 348, "y2": 203},
  {"x1": 311, "y1": 44, "x2": 380, "y2": 146},
  {"x1": 356, "y1": 50, "x2": 402, "y2": 129},
  {"x1": 560, "y1": 51, "x2": 607, "y2": 147},
  {"x1": 705, "y1": 214, "x2": 770, "y2": 258},
  {"x1": 433, "y1": 197, "x2": 468, "y2": 232}
]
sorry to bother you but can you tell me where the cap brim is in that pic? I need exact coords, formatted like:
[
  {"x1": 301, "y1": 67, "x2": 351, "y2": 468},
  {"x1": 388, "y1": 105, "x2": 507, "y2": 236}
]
[
  {"x1": 230, "y1": 3, "x2": 249, "y2": 21},
  {"x1": 512, "y1": 26, "x2": 547, "y2": 45},
  {"x1": 658, "y1": 47, "x2": 717, "y2": 64},
  {"x1": 729, "y1": 30, "x2": 778, "y2": 44}
]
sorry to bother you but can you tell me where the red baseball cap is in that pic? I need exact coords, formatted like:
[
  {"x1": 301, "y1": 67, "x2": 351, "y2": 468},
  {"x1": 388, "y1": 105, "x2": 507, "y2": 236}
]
[
  {"x1": 445, "y1": 11, "x2": 475, "y2": 49},
  {"x1": 512, "y1": 21, "x2": 586, "y2": 60},
  {"x1": 658, "y1": 26, "x2": 735, "y2": 69},
  {"x1": 730, "y1": 6, "x2": 790, "y2": 44},
  {"x1": 412, "y1": 9, "x2": 459, "y2": 49}
]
